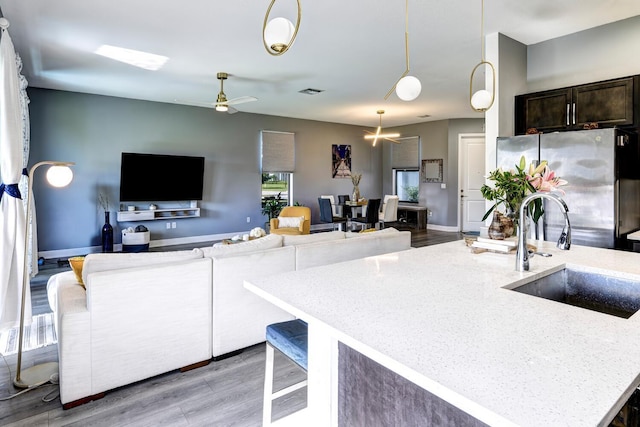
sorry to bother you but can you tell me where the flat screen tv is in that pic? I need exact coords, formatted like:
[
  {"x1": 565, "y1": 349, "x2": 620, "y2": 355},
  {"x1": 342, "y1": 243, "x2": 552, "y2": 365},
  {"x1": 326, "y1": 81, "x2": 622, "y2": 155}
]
[{"x1": 119, "y1": 152, "x2": 205, "y2": 202}]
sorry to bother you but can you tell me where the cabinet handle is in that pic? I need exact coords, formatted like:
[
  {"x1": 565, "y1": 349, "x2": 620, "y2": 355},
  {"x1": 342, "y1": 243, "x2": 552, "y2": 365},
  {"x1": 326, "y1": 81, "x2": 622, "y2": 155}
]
[
  {"x1": 572, "y1": 103, "x2": 576, "y2": 125},
  {"x1": 566, "y1": 104, "x2": 570, "y2": 126}
]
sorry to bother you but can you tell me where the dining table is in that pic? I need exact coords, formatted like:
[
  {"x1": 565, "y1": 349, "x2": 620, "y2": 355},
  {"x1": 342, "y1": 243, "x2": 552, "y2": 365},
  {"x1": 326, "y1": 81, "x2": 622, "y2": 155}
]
[{"x1": 342, "y1": 199, "x2": 367, "y2": 218}]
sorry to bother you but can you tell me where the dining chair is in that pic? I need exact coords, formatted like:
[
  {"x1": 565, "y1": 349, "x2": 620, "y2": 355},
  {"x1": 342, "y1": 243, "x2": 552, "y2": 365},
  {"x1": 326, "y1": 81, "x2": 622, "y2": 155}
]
[
  {"x1": 379, "y1": 195, "x2": 399, "y2": 228},
  {"x1": 320, "y1": 195, "x2": 338, "y2": 216},
  {"x1": 337, "y1": 194, "x2": 351, "y2": 218},
  {"x1": 318, "y1": 197, "x2": 347, "y2": 231},
  {"x1": 351, "y1": 198, "x2": 381, "y2": 231}
]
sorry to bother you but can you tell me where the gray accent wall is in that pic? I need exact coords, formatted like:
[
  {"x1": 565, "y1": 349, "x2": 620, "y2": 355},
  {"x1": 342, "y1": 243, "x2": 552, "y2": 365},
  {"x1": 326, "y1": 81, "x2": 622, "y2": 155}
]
[
  {"x1": 28, "y1": 88, "x2": 378, "y2": 253},
  {"x1": 28, "y1": 88, "x2": 483, "y2": 254},
  {"x1": 382, "y1": 119, "x2": 485, "y2": 227}
]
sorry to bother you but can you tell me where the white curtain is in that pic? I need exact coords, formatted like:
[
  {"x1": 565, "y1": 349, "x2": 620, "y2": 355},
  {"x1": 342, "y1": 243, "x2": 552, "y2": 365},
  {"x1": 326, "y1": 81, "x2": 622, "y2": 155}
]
[{"x1": 0, "y1": 22, "x2": 31, "y2": 331}]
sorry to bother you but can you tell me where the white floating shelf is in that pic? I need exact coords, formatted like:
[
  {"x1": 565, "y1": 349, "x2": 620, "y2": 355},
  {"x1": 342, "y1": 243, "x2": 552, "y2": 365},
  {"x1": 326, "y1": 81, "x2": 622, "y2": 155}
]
[{"x1": 116, "y1": 202, "x2": 201, "y2": 222}]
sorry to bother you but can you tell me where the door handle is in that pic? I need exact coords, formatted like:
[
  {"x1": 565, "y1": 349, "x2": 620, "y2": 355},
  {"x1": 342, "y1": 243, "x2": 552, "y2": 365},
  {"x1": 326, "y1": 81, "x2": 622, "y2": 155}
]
[
  {"x1": 572, "y1": 102, "x2": 576, "y2": 125},
  {"x1": 566, "y1": 104, "x2": 570, "y2": 126}
]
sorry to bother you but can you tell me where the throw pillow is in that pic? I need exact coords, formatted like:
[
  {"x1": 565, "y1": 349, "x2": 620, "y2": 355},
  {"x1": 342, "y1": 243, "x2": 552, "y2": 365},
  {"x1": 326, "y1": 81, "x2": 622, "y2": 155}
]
[
  {"x1": 68, "y1": 256, "x2": 86, "y2": 288},
  {"x1": 277, "y1": 216, "x2": 304, "y2": 228},
  {"x1": 346, "y1": 227, "x2": 399, "y2": 238},
  {"x1": 359, "y1": 228, "x2": 377, "y2": 233}
]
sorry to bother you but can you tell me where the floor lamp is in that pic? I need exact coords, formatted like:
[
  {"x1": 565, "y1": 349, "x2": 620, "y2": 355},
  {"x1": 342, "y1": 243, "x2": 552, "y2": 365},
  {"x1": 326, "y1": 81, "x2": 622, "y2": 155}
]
[{"x1": 14, "y1": 160, "x2": 74, "y2": 389}]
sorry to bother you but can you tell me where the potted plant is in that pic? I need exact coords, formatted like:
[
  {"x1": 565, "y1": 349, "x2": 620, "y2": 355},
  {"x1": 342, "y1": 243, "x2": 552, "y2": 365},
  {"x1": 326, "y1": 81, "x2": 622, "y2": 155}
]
[
  {"x1": 261, "y1": 192, "x2": 284, "y2": 230},
  {"x1": 481, "y1": 156, "x2": 567, "y2": 235}
]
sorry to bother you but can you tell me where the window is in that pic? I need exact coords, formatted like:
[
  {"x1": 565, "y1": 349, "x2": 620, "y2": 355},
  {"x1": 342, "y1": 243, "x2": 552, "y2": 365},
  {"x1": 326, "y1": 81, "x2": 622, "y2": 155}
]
[
  {"x1": 261, "y1": 173, "x2": 291, "y2": 218},
  {"x1": 395, "y1": 169, "x2": 419, "y2": 203},
  {"x1": 261, "y1": 130, "x2": 295, "y2": 219},
  {"x1": 391, "y1": 136, "x2": 420, "y2": 203}
]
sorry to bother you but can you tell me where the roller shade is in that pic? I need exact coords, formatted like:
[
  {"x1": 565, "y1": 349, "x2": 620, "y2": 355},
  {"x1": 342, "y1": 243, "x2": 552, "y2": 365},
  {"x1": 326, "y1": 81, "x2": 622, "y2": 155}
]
[
  {"x1": 391, "y1": 136, "x2": 420, "y2": 169},
  {"x1": 261, "y1": 130, "x2": 295, "y2": 172}
]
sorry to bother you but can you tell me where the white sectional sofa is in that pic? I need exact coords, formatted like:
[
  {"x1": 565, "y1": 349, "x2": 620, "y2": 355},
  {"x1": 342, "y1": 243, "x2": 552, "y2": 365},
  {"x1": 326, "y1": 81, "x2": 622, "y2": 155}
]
[{"x1": 47, "y1": 228, "x2": 411, "y2": 408}]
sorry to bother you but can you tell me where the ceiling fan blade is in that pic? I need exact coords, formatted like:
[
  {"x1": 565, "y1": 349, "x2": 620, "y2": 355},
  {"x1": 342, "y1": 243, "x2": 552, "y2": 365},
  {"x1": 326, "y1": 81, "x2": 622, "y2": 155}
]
[
  {"x1": 227, "y1": 106, "x2": 239, "y2": 114},
  {"x1": 224, "y1": 96, "x2": 257, "y2": 106},
  {"x1": 386, "y1": 137, "x2": 402, "y2": 144}
]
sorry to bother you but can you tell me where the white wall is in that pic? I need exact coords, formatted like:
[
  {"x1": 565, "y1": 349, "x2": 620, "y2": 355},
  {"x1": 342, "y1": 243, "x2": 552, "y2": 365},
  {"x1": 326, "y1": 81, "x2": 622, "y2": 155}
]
[
  {"x1": 485, "y1": 33, "x2": 528, "y2": 174},
  {"x1": 527, "y1": 15, "x2": 640, "y2": 92}
]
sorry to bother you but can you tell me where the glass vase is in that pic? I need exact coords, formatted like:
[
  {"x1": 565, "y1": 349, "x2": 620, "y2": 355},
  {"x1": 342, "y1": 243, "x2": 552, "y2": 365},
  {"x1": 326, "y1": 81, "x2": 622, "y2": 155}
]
[
  {"x1": 352, "y1": 185, "x2": 360, "y2": 202},
  {"x1": 488, "y1": 211, "x2": 506, "y2": 240},
  {"x1": 102, "y1": 211, "x2": 114, "y2": 253}
]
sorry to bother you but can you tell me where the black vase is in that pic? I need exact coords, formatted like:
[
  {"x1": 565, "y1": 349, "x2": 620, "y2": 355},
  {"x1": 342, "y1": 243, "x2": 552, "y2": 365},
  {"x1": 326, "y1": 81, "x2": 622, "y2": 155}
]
[{"x1": 102, "y1": 211, "x2": 114, "y2": 253}]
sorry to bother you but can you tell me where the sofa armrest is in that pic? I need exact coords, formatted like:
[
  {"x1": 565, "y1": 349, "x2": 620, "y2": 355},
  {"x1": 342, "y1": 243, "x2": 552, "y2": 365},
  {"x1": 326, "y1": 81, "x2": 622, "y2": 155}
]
[
  {"x1": 300, "y1": 219, "x2": 310, "y2": 234},
  {"x1": 270, "y1": 218, "x2": 279, "y2": 230},
  {"x1": 54, "y1": 280, "x2": 91, "y2": 405}
]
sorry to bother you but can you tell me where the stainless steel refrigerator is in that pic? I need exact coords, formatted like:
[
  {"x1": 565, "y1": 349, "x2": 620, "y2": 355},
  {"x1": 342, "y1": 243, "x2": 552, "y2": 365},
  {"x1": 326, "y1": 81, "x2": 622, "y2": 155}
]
[{"x1": 496, "y1": 128, "x2": 640, "y2": 249}]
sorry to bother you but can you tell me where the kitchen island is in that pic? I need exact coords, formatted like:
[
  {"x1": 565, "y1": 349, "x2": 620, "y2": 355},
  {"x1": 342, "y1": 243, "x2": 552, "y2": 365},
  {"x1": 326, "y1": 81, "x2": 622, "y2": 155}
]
[{"x1": 245, "y1": 240, "x2": 640, "y2": 426}]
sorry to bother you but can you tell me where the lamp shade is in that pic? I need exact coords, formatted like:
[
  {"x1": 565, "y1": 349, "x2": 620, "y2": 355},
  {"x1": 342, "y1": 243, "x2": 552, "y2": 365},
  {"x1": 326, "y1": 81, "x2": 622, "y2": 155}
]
[
  {"x1": 46, "y1": 165, "x2": 73, "y2": 187},
  {"x1": 264, "y1": 17, "x2": 295, "y2": 52},
  {"x1": 396, "y1": 76, "x2": 421, "y2": 101},
  {"x1": 471, "y1": 89, "x2": 493, "y2": 111}
]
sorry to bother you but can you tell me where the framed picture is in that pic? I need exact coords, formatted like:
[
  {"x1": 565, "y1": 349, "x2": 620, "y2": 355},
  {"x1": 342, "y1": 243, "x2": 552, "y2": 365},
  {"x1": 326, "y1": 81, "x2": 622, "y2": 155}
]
[
  {"x1": 421, "y1": 159, "x2": 443, "y2": 183},
  {"x1": 332, "y1": 144, "x2": 352, "y2": 178}
]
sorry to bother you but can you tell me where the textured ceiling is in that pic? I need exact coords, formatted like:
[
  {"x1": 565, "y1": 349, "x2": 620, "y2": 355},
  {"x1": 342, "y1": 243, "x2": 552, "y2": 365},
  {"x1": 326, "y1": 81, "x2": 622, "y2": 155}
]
[{"x1": 1, "y1": 0, "x2": 639, "y2": 127}]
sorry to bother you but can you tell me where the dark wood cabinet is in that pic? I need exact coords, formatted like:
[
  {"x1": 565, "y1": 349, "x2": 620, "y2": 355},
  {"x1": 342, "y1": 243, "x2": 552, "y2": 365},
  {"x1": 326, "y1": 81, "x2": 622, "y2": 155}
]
[{"x1": 515, "y1": 75, "x2": 638, "y2": 135}]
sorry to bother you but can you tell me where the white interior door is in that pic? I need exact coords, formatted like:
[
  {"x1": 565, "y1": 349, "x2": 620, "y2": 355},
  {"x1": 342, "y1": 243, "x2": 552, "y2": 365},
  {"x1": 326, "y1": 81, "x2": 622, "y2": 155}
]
[{"x1": 458, "y1": 134, "x2": 486, "y2": 233}]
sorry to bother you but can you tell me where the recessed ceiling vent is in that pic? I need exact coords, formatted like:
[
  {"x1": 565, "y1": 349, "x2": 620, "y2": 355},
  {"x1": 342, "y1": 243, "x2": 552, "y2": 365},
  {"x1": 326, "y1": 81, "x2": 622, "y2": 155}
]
[{"x1": 299, "y1": 88, "x2": 324, "y2": 95}]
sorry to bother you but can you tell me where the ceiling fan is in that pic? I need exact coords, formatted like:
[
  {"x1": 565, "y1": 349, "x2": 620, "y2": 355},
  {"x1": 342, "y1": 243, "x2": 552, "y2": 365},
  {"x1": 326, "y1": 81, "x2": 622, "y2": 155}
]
[
  {"x1": 364, "y1": 110, "x2": 401, "y2": 146},
  {"x1": 213, "y1": 72, "x2": 257, "y2": 114}
]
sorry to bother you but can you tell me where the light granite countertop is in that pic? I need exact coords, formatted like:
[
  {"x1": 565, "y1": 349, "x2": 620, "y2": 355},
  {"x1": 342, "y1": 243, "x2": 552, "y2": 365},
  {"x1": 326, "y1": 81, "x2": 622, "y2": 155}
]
[{"x1": 245, "y1": 240, "x2": 640, "y2": 426}]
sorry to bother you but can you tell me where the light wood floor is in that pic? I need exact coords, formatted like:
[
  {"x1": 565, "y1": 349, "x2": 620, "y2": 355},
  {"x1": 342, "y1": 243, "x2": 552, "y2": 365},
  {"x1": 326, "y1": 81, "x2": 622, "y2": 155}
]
[{"x1": 1, "y1": 228, "x2": 461, "y2": 426}]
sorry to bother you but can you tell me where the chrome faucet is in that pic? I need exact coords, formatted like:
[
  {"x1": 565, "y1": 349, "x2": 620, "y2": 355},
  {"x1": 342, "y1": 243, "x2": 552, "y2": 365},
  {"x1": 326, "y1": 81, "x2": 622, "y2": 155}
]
[{"x1": 516, "y1": 192, "x2": 571, "y2": 271}]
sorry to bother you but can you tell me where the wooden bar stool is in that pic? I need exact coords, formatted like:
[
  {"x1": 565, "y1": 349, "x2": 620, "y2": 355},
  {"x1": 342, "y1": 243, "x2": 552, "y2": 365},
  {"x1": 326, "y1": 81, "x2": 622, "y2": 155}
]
[{"x1": 263, "y1": 319, "x2": 308, "y2": 426}]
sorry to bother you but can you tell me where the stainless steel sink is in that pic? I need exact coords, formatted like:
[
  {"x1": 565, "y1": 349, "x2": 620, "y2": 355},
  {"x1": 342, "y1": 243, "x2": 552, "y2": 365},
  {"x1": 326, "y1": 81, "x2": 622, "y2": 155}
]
[{"x1": 510, "y1": 268, "x2": 640, "y2": 319}]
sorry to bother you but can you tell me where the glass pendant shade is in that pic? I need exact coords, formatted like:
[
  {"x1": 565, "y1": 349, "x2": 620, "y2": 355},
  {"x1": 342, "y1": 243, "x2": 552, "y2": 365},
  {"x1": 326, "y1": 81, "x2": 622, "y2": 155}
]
[
  {"x1": 264, "y1": 17, "x2": 295, "y2": 52},
  {"x1": 396, "y1": 76, "x2": 422, "y2": 101},
  {"x1": 46, "y1": 165, "x2": 73, "y2": 187},
  {"x1": 471, "y1": 89, "x2": 493, "y2": 111}
]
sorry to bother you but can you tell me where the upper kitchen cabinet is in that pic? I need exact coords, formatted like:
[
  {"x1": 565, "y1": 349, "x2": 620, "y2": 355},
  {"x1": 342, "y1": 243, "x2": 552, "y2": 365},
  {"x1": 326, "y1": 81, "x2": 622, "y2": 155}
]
[{"x1": 515, "y1": 75, "x2": 639, "y2": 135}]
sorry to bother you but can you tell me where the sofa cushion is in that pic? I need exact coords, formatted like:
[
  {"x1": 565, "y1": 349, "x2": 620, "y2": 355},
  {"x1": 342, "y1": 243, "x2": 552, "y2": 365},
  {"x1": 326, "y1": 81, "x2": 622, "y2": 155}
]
[
  {"x1": 282, "y1": 231, "x2": 345, "y2": 246},
  {"x1": 295, "y1": 228, "x2": 410, "y2": 270},
  {"x1": 277, "y1": 216, "x2": 304, "y2": 228},
  {"x1": 201, "y1": 233, "x2": 283, "y2": 259},
  {"x1": 82, "y1": 249, "x2": 203, "y2": 285}
]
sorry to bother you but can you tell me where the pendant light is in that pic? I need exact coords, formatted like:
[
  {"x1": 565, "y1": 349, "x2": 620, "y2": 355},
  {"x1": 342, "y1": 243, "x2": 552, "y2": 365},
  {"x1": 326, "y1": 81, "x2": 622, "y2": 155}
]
[
  {"x1": 263, "y1": 0, "x2": 301, "y2": 56},
  {"x1": 469, "y1": 0, "x2": 495, "y2": 112},
  {"x1": 364, "y1": 110, "x2": 400, "y2": 146},
  {"x1": 385, "y1": 0, "x2": 421, "y2": 102}
]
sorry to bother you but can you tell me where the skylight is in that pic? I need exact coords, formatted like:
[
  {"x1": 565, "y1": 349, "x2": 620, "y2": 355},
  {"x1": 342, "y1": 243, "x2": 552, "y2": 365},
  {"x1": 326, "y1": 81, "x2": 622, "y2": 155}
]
[{"x1": 94, "y1": 45, "x2": 168, "y2": 71}]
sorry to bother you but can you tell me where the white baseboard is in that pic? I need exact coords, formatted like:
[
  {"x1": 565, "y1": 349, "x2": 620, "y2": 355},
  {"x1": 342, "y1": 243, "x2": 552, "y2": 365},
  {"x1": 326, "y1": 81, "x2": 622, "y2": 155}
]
[{"x1": 427, "y1": 224, "x2": 459, "y2": 232}]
